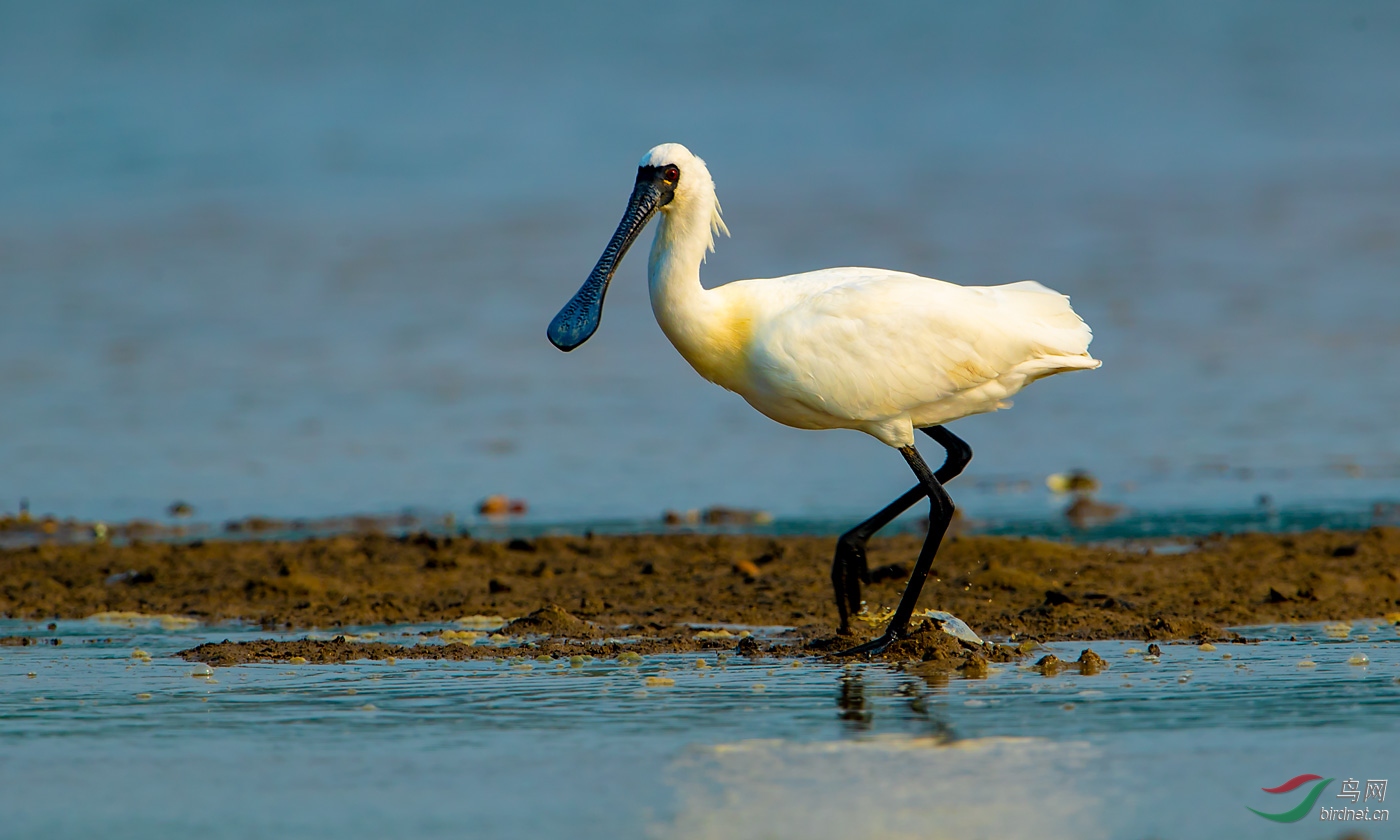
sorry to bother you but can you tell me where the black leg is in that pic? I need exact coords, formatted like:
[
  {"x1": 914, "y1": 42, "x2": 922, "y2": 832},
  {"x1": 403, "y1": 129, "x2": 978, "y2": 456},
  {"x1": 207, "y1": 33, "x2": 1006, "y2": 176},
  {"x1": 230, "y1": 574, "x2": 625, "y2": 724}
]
[
  {"x1": 831, "y1": 426, "x2": 971, "y2": 633},
  {"x1": 838, "y1": 442, "x2": 958, "y2": 656}
]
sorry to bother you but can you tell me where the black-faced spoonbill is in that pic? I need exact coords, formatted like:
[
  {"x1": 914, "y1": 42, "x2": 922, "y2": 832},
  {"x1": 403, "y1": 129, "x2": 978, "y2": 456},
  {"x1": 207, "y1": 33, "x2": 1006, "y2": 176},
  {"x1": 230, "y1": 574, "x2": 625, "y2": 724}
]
[{"x1": 548, "y1": 143, "x2": 1100, "y2": 655}]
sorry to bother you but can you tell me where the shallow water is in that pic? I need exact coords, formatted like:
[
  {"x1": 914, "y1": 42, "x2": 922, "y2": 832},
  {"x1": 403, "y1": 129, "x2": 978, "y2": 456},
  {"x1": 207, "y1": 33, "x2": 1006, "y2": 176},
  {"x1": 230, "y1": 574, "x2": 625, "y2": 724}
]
[
  {"x1": 2, "y1": 618, "x2": 1396, "y2": 838},
  {"x1": 2, "y1": 2, "x2": 1400, "y2": 526}
]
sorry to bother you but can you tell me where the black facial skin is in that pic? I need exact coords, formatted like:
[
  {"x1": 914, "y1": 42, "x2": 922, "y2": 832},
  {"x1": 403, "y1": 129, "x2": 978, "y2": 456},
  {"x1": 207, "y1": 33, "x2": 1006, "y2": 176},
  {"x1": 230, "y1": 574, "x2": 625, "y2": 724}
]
[{"x1": 637, "y1": 163, "x2": 680, "y2": 206}]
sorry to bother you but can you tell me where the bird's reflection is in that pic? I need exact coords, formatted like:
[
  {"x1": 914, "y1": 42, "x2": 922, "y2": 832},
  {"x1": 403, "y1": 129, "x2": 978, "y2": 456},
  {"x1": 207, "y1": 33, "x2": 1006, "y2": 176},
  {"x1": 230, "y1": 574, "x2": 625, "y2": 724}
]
[
  {"x1": 836, "y1": 671, "x2": 957, "y2": 742},
  {"x1": 837, "y1": 672, "x2": 872, "y2": 730}
]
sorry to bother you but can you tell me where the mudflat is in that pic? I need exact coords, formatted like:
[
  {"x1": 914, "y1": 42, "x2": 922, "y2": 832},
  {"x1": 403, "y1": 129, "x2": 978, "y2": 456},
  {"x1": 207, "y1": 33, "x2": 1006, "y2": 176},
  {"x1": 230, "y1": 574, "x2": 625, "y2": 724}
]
[{"x1": 3, "y1": 527, "x2": 1398, "y2": 667}]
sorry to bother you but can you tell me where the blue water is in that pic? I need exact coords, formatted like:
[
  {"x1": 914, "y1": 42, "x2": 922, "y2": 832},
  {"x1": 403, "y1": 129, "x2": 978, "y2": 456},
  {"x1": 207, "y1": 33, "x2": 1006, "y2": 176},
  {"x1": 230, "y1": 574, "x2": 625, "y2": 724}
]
[
  {"x1": 2, "y1": 617, "x2": 1396, "y2": 838},
  {"x1": 1, "y1": 2, "x2": 1399, "y2": 528},
  {"x1": 5, "y1": 8, "x2": 1400, "y2": 836}
]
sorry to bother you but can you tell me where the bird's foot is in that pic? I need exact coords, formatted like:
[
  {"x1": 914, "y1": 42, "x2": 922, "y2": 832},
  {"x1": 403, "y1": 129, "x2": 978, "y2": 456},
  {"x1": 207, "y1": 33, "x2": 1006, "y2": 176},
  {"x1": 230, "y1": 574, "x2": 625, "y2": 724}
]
[{"x1": 836, "y1": 629, "x2": 901, "y2": 658}]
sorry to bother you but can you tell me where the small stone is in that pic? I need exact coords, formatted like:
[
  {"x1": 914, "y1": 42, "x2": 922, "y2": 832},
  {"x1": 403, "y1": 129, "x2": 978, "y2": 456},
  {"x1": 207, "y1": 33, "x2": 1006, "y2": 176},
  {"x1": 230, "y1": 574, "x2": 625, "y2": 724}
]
[
  {"x1": 732, "y1": 559, "x2": 761, "y2": 579},
  {"x1": 1076, "y1": 649, "x2": 1107, "y2": 675},
  {"x1": 959, "y1": 654, "x2": 990, "y2": 679},
  {"x1": 1323, "y1": 622, "x2": 1352, "y2": 639}
]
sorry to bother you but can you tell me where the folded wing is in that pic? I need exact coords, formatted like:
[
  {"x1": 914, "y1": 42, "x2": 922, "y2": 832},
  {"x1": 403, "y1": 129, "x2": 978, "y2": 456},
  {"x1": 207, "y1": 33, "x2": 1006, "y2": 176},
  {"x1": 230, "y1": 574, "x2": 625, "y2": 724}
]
[{"x1": 748, "y1": 271, "x2": 1098, "y2": 424}]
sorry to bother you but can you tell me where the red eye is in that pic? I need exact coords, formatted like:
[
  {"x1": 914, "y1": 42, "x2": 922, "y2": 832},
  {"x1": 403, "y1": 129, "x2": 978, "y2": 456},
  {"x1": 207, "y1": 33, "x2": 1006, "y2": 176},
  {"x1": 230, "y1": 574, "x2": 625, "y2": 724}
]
[{"x1": 663, "y1": 165, "x2": 680, "y2": 182}]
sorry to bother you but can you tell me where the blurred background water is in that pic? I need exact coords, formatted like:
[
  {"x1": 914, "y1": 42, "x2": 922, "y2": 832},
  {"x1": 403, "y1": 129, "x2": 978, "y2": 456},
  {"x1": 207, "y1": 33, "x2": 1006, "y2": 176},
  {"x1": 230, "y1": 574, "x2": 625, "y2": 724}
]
[{"x1": 2, "y1": 1, "x2": 1399, "y2": 527}]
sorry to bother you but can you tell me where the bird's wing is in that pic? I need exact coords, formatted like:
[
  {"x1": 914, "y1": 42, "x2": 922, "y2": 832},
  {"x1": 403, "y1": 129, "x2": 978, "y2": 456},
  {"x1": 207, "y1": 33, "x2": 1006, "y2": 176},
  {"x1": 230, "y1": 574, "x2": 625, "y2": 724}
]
[{"x1": 746, "y1": 271, "x2": 1094, "y2": 422}]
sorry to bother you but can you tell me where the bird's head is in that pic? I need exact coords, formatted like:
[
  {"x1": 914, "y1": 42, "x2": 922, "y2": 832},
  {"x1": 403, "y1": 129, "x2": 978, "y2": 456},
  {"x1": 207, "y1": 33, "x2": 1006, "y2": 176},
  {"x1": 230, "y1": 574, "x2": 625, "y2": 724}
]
[{"x1": 547, "y1": 143, "x2": 727, "y2": 352}]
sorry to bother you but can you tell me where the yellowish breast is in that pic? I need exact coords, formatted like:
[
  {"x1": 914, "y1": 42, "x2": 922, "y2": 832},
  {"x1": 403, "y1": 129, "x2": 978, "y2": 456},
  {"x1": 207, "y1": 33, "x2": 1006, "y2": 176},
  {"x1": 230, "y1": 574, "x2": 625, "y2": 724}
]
[{"x1": 674, "y1": 304, "x2": 754, "y2": 391}]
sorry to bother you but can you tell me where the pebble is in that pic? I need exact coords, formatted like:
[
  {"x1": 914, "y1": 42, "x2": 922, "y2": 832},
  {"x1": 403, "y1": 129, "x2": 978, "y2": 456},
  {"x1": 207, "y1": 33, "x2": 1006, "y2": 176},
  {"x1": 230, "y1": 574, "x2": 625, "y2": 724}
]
[
  {"x1": 1323, "y1": 622, "x2": 1352, "y2": 639},
  {"x1": 732, "y1": 559, "x2": 761, "y2": 578},
  {"x1": 440, "y1": 630, "x2": 482, "y2": 644}
]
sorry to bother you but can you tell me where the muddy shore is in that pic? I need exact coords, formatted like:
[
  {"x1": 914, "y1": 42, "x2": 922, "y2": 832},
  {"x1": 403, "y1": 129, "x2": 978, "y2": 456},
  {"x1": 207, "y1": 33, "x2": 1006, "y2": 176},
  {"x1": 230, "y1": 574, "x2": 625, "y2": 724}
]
[{"x1": 3, "y1": 528, "x2": 1398, "y2": 666}]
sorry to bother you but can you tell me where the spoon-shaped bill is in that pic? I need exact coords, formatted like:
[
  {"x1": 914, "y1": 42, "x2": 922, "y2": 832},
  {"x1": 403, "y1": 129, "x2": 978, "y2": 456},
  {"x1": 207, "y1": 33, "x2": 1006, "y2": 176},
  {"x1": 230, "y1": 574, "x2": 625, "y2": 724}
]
[{"x1": 547, "y1": 180, "x2": 662, "y2": 351}]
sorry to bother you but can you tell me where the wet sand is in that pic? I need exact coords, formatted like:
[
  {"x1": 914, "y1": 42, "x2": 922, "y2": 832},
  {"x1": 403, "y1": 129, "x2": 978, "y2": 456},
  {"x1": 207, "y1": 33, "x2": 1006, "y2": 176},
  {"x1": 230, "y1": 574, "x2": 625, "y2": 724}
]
[{"x1": 3, "y1": 528, "x2": 1398, "y2": 667}]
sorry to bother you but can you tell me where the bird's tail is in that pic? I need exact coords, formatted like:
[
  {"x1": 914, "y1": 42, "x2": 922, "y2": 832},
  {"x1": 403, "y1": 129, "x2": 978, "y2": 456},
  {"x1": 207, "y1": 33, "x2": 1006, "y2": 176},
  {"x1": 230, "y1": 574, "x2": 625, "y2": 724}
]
[{"x1": 997, "y1": 280, "x2": 1100, "y2": 373}]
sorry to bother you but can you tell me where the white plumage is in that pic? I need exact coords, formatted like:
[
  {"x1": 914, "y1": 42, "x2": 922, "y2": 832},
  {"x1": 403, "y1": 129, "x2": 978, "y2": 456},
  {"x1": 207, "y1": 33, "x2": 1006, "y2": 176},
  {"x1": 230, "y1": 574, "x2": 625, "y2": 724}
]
[
  {"x1": 549, "y1": 142, "x2": 1102, "y2": 652},
  {"x1": 635, "y1": 143, "x2": 1100, "y2": 448}
]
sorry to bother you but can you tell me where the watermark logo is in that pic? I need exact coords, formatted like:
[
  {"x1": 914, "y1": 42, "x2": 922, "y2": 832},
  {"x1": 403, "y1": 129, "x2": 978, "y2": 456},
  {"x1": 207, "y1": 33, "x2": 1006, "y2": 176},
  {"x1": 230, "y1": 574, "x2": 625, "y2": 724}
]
[
  {"x1": 1248, "y1": 774, "x2": 1333, "y2": 823},
  {"x1": 1248, "y1": 774, "x2": 1389, "y2": 824}
]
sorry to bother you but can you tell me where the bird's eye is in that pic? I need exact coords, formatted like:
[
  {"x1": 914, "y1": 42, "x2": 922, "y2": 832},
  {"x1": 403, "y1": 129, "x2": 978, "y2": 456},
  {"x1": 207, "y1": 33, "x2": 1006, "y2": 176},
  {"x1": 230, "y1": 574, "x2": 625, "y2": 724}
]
[{"x1": 663, "y1": 165, "x2": 680, "y2": 182}]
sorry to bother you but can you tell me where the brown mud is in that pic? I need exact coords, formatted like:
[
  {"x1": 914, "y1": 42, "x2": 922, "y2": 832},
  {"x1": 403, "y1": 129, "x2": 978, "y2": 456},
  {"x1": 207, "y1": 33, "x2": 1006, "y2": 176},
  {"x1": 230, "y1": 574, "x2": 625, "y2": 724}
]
[{"x1": 3, "y1": 528, "x2": 1399, "y2": 667}]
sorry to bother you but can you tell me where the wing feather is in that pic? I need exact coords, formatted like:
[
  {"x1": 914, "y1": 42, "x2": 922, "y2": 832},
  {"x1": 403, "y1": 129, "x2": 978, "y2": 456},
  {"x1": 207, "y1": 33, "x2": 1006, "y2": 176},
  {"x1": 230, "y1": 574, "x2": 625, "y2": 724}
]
[{"x1": 746, "y1": 271, "x2": 1094, "y2": 423}]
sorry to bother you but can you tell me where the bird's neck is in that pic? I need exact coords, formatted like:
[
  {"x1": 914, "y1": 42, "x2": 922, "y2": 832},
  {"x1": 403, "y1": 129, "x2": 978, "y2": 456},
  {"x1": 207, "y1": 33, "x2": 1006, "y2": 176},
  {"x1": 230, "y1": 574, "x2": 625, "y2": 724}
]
[{"x1": 647, "y1": 198, "x2": 750, "y2": 388}]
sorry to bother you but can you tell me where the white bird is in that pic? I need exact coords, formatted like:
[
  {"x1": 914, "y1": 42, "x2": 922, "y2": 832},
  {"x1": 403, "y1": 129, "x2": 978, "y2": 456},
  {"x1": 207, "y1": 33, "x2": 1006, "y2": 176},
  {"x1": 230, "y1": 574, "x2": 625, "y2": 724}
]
[{"x1": 549, "y1": 143, "x2": 1100, "y2": 654}]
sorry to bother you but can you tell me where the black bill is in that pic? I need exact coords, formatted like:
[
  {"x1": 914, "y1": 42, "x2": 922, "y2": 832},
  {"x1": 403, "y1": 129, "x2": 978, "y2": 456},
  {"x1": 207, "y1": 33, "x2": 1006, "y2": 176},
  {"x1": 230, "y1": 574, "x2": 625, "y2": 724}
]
[{"x1": 547, "y1": 173, "x2": 667, "y2": 352}]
